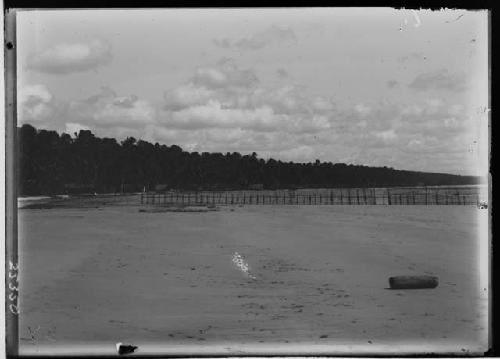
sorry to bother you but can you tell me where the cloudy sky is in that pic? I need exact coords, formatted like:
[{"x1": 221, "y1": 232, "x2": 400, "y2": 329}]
[{"x1": 17, "y1": 8, "x2": 489, "y2": 175}]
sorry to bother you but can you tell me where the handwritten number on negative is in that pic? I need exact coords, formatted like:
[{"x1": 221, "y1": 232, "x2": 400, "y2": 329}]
[{"x1": 8, "y1": 261, "x2": 19, "y2": 315}]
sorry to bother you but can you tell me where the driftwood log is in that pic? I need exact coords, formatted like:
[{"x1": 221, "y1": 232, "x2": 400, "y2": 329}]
[{"x1": 389, "y1": 275, "x2": 438, "y2": 289}]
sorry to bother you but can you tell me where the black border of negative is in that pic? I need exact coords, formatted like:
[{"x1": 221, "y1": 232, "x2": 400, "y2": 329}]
[{"x1": 3, "y1": 3, "x2": 496, "y2": 358}]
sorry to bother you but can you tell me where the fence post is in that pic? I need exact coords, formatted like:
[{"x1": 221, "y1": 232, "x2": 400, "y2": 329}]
[
  {"x1": 387, "y1": 190, "x2": 391, "y2": 205},
  {"x1": 435, "y1": 192, "x2": 438, "y2": 205}
]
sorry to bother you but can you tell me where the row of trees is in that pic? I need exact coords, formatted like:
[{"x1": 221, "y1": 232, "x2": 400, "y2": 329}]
[{"x1": 17, "y1": 124, "x2": 480, "y2": 195}]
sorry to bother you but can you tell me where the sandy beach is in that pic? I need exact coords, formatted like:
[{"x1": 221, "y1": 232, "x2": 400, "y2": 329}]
[{"x1": 17, "y1": 201, "x2": 489, "y2": 355}]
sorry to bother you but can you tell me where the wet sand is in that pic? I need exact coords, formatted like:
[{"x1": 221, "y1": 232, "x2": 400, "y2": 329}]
[{"x1": 17, "y1": 203, "x2": 489, "y2": 355}]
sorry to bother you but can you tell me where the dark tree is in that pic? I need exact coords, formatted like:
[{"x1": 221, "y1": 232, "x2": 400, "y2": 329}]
[{"x1": 17, "y1": 124, "x2": 482, "y2": 196}]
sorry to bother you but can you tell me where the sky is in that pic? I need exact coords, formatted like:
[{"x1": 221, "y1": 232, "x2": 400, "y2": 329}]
[{"x1": 16, "y1": 8, "x2": 489, "y2": 176}]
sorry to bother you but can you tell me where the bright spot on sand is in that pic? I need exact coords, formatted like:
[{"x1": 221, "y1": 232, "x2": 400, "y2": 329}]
[{"x1": 232, "y1": 252, "x2": 256, "y2": 279}]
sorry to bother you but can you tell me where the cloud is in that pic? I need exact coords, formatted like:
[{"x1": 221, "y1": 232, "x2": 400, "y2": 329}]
[
  {"x1": 69, "y1": 87, "x2": 155, "y2": 127},
  {"x1": 18, "y1": 84, "x2": 157, "y2": 139},
  {"x1": 213, "y1": 26, "x2": 297, "y2": 51},
  {"x1": 27, "y1": 39, "x2": 112, "y2": 74},
  {"x1": 163, "y1": 83, "x2": 214, "y2": 111},
  {"x1": 408, "y1": 69, "x2": 466, "y2": 92},
  {"x1": 157, "y1": 59, "x2": 477, "y2": 173},
  {"x1": 65, "y1": 122, "x2": 91, "y2": 135},
  {"x1": 161, "y1": 100, "x2": 330, "y2": 134},
  {"x1": 18, "y1": 84, "x2": 59, "y2": 126},
  {"x1": 374, "y1": 129, "x2": 397, "y2": 144},
  {"x1": 19, "y1": 56, "x2": 482, "y2": 174},
  {"x1": 354, "y1": 103, "x2": 372, "y2": 118},
  {"x1": 325, "y1": 97, "x2": 481, "y2": 172},
  {"x1": 192, "y1": 58, "x2": 259, "y2": 89},
  {"x1": 162, "y1": 59, "x2": 334, "y2": 135}
]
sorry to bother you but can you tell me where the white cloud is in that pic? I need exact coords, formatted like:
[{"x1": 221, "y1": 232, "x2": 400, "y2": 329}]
[
  {"x1": 69, "y1": 87, "x2": 155, "y2": 127},
  {"x1": 65, "y1": 122, "x2": 91, "y2": 136},
  {"x1": 354, "y1": 103, "x2": 372, "y2": 118},
  {"x1": 164, "y1": 83, "x2": 214, "y2": 111},
  {"x1": 18, "y1": 63, "x2": 483, "y2": 175},
  {"x1": 192, "y1": 58, "x2": 259, "y2": 89},
  {"x1": 374, "y1": 129, "x2": 397, "y2": 143},
  {"x1": 213, "y1": 26, "x2": 297, "y2": 51},
  {"x1": 27, "y1": 39, "x2": 112, "y2": 74},
  {"x1": 156, "y1": 59, "x2": 482, "y2": 173},
  {"x1": 18, "y1": 84, "x2": 58, "y2": 126},
  {"x1": 18, "y1": 85, "x2": 156, "y2": 138},
  {"x1": 161, "y1": 59, "x2": 334, "y2": 135}
]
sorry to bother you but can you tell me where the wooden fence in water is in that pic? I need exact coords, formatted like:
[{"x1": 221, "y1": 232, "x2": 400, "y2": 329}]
[{"x1": 141, "y1": 188, "x2": 483, "y2": 206}]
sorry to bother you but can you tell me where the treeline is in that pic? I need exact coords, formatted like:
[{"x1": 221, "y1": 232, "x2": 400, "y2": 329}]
[{"x1": 17, "y1": 124, "x2": 481, "y2": 195}]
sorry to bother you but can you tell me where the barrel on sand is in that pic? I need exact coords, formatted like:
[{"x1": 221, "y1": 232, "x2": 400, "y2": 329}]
[{"x1": 389, "y1": 275, "x2": 438, "y2": 289}]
